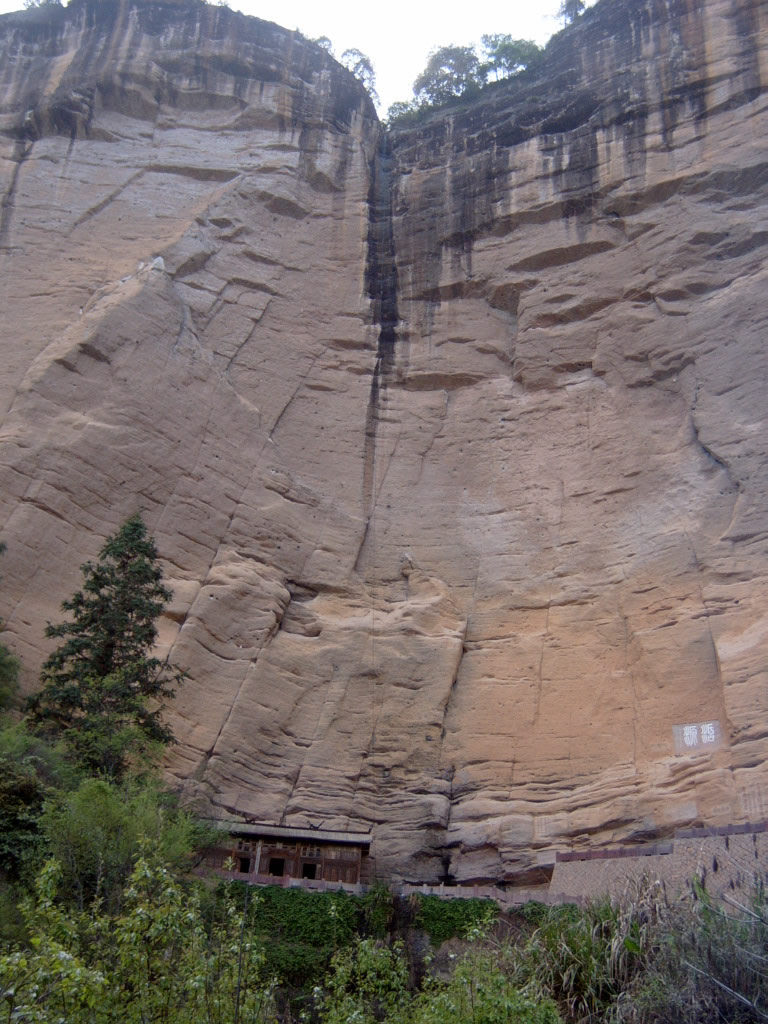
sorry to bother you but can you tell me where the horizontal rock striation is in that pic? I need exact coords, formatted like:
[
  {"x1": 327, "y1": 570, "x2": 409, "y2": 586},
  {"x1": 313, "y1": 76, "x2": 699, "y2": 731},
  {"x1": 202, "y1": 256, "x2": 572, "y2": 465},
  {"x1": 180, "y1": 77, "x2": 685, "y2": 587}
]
[{"x1": 0, "y1": 0, "x2": 767, "y2": 882}]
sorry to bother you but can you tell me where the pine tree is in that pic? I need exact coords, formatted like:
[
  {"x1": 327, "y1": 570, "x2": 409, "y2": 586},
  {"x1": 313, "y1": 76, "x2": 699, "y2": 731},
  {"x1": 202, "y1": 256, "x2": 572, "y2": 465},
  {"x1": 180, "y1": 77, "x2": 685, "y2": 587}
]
[{"x1": 26, "y1": 514, "x2": 184, "y2": 777}]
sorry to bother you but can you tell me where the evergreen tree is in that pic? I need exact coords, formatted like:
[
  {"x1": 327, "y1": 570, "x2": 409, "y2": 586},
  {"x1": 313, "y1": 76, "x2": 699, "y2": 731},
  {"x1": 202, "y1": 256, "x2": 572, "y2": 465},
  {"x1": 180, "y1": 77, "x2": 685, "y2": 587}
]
[{"x1": 26, "y1": 514, "x2": 184, "y2": 777}]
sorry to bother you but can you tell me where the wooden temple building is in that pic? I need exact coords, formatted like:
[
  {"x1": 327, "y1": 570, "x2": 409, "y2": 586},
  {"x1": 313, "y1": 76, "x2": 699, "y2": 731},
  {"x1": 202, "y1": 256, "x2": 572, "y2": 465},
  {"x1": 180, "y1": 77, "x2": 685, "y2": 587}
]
[{"x1": 203, "y1": 821, "x2": 373, "y2": 890}]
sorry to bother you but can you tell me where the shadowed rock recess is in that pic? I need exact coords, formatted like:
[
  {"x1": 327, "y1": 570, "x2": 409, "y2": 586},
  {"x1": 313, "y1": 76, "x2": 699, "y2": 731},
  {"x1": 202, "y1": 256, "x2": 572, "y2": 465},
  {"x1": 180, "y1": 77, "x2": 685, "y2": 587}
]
[{"x1": 1, "y1": 0, "x2": 767, "y2": 883}]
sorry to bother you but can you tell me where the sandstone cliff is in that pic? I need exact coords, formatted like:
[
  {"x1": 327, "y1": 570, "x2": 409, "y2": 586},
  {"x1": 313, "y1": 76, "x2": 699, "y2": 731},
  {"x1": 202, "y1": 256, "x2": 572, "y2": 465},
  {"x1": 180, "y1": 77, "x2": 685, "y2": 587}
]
[{"x1": 1, "y1": 0, "x2": 766, "y2": 883}]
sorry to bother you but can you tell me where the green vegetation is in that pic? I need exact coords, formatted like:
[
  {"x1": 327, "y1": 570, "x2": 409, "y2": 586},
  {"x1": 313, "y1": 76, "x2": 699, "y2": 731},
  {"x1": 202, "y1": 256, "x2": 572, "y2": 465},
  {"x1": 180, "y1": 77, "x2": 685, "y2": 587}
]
[
  {"x1": 559, "y1": 0, "x2": 587, "y2": 25},
  {"x1": 40, "y1": 776, "x2": 208, "y2": 912},
  {"x1": 619, "y1": 878, "x2": 768, "y2": 1024},
  {"x1": 387, "y1": 35, "x2": 543, "y2": 127},
  {"x1": 507, "y1": 897, "x2": 648, "y2": 1021},
  {"x1": 340, "y1": 48, "x2": 378, "y2": 104},
  {"x1": 0, "y1": 543, "x2": 19, "y2": 714},
  {"x1": 0, "y1": 857, "x2": 277, "y2": 1023},
  {"x1": 7, "y1": 856, "x2": 768, "y2": 1024},
  {"x1": 414, "y1": 892, "x2": 498, "y2": 945},
  {"x1": 249, "y1": 885, "x2": 370, "y2": 988},
  {"x1": 26, "y1": 513, "x2": 185, "y2": 779},
  {"x1": 413, "y1": 44, "x2": 485, "y2": 106},
  {"x1": 320, "y1": 938, "x2": 410, "y2": 1024},
  {"x1": 0, "y1": 642, "x2": 19, "y2": 713},
  {"x1": 411, "y1": 950, "x2": 561, "y2": 1024}
]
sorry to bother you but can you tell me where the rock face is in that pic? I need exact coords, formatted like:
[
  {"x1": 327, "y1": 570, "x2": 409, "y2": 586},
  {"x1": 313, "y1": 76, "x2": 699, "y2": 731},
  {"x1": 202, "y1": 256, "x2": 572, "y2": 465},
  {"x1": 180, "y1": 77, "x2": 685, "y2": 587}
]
[{"x1": 1, "y1": 0, "x2": 767, "y2": 883}]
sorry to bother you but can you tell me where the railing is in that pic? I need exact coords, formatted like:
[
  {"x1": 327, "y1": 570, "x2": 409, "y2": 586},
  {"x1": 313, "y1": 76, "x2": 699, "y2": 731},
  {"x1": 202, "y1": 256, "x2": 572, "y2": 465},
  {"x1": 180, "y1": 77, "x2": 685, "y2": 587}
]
[
  {"x1": 397, "y1": 881, "x2": 555, "y2": 907},
  {"x1": 209, "y1": 868, "x2": 368, "y2": 895}
]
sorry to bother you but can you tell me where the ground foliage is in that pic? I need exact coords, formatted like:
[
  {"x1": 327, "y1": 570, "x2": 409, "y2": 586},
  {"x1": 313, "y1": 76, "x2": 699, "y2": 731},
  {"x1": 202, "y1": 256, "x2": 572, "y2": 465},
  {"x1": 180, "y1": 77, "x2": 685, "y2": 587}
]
[
  {"x1": 414, "y1": 893, "x2": 498, "y2": 946},
  {"x1": 246, "y1": 884, "x2": 364, "y2": 989},
  {"x1": 0, "y1": 857, "x2": 277, "y2": 1024},
  {"x1": 0, "y1": 543, "x2": 19, "y2": 713},
  {"x1": 616, "y1": 878, "x2": 768, "y2": 1024},
  {"x1": 410, "y1": 949, "x2": 562, "y2": 1024},
  {"x1": 40, "y1": 775, "x2": 212, "y2": 912},
  {"x1": 508, "y1": 896, "x2": 650, "y2": 1021},
  {"x1": 0, "y1": 642, "x2": 18, "y2": 714}
]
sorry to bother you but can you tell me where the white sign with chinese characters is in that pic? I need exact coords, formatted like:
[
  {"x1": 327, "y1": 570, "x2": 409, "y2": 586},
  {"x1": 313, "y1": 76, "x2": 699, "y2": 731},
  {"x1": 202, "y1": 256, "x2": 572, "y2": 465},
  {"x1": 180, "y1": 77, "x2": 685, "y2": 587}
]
[{"x1": 673, "y1": 720, "x2": 722, "y2": 755}]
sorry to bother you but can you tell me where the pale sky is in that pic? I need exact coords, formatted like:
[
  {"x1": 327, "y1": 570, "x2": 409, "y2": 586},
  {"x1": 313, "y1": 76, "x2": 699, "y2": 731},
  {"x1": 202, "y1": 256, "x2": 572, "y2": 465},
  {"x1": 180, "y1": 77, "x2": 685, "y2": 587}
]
[{"x1": 0, "y1": 0, "x2": 596, "y2": 113}]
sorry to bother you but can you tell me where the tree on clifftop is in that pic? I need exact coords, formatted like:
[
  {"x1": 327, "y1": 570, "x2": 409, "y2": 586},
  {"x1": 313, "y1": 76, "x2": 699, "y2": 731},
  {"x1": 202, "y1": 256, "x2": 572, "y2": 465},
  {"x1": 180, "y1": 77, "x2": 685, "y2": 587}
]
[
  {"x1": 413, "y1": 45, "x2": 486, "y2": 106},
  {"x1": 26, "y1": 514, "x2": 185, "y2": 778},
  {"x1": 312, "y1": 35, "x2": 334, "y2": 54},
  {"x1": 480, "y1": 35, "x2": 542, "y2": 80},
  {"x1": 559, "y1": 0, "x2": 586, "y2": 24},
  {"x1": 341, "y1": 48, "x2": 379, "y2": 104}
]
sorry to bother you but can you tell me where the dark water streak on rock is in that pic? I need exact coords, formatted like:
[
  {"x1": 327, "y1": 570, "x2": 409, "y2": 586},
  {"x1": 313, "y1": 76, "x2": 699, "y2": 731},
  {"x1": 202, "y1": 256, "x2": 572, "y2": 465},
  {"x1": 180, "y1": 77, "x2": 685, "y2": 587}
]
[{"x1": 360, "y1": 132, "x2": 399, "y2": 534}]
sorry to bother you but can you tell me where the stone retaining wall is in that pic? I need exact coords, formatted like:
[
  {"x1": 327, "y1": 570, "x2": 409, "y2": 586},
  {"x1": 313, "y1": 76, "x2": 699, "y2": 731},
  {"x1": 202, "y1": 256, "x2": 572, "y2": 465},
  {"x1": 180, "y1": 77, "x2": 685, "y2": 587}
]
[
  {"x1": 400, "y1": 822, "x2": 768, "y2": 910},
  {"x1": 549, "y1": 826, "x2": 768, "y2": 904}
]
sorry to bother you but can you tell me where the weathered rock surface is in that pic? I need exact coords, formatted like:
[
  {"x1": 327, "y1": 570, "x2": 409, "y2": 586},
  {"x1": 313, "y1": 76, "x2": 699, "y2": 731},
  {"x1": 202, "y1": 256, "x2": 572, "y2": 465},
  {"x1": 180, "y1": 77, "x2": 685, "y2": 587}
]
[{"x1": 1, "y1": 0, "x2": 767, "y2": 882}]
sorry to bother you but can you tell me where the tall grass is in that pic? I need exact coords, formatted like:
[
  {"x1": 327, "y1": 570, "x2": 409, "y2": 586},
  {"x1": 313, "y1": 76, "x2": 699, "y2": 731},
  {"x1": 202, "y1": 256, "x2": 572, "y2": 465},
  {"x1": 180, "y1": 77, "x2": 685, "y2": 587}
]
[
  {"x1": 507, "y1": 877, "x2": 768, "y2": 1023},
  {"x1": 619, "y1": 879, "x2": 768, "y2": 1023},
  {"x1": 508, "y1": 882, "x2": 665, "y2": 1023}
]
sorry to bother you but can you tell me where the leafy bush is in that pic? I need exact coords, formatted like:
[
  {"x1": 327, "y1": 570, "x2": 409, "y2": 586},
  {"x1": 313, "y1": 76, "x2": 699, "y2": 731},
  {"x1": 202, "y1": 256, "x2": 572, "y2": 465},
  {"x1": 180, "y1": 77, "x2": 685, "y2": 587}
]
[
  {"x1": 361, "y1": 880, "x2": 395, "y2": 938},
  {"x1": 413, "y1": 950, "x2": 562, "y2": 1024},
  {"x1": 0, "y1": 857, "x2": 277, "y2": 1023},
  {"x1": 0, "y1": 723, "x2": 76, "y2": 882},
  {"x1": 318, "y1": 939, "x2": 561, "y2": 1024},
  {"x1": 414, "y1": 893, "x2": 498, "y2": 946},
  {"x1": 41, "y1": 776, "x2": 208, "y2": 911},
  {"x1": 385, "y1": 98, "x2": 432, "y2": 127},
  {"x1": 319, "y1": 938, "x2": 410, "y2": 1024},
  {"x1": 245, "y1": 885, "x2": 363, "y2": 988}
]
